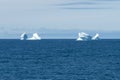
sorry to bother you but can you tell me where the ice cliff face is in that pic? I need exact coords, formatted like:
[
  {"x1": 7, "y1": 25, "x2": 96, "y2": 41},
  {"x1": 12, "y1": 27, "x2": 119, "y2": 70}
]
[{"x1": 20, "y1": 33, "x2": 41, "y2": 40}]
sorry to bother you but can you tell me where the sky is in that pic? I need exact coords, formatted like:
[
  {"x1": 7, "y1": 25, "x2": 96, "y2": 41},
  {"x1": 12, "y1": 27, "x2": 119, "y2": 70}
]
[{"x1": 0, "y1": 0, "x2": 120, "y2": 39}]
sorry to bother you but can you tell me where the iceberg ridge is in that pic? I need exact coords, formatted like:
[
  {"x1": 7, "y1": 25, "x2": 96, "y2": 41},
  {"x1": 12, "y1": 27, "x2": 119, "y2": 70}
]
[{"x1": 92, "y1": 33, "x2": 100, "y2": 40}]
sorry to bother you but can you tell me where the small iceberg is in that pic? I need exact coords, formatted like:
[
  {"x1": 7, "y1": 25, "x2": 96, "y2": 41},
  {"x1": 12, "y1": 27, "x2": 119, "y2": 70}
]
[
  {"x1": 92, "y1": 33, "x2": 100, "y2": 40},
  {"x1": 20, "y1": 33, "x2": 41, "y2": 40},
  {"x1": 77, "y1": 32, "x2": 92, "y2": 41},
  {"x1": 20, "y1": 32, "x2": 28, "y2": 40},
  {"x1": 28, "y1": 33, "x2": 41, "y2": 40}
]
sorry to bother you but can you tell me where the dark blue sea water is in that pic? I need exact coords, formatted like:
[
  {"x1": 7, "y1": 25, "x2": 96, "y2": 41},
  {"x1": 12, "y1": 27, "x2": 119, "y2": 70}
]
[{"x1": 0, "y1": 39, "x2": 120, "y2": 80}]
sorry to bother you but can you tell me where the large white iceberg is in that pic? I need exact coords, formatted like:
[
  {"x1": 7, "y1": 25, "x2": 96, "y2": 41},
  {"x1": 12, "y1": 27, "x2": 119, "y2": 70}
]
[
  {"x1": 20, "y1": 32, "x2": 28, "y2": 40},
  {"x1": 76, "y1": 32, "x2": 92, "y2": 41},
  {"x1": 20, "y1": 33, "x2": 41, "y2": 40},
  {"x1": 28, "y1": 33, "x2": 41, "y2": 40},
  {"x1": 76, "y1": 32, "x2": 100, "y2": 41},
  {"x1": 92, "y1": 33, "x2": 100, "y2": 40}
]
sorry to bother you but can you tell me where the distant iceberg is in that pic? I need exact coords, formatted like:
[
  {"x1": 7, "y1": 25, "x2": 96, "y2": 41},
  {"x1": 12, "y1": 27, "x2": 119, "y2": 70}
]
[
  {"x1": 20, "y1": 32, "x2": 28, "y2": 40},
  {"x1": 27, "y1": 33, "x2": 41, "y2": 40},
  {"x1": 77, "y1": 32, "x2": 100, "y2": 41},
  {"x1": 92, "y1": 33, "x2": 100, "y2": 40},
  {"x1": 20, "y1": 33, "x2": 41, "y2": 40},
  {"x1": 77, "y1": 32, "x2": 92, "y2": 41}
]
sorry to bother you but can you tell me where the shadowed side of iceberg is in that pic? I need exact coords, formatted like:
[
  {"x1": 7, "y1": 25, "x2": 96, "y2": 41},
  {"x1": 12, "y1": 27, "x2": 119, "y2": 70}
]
[{"x1": 20, "y1": 32, "x2": 28, "y2": 40}]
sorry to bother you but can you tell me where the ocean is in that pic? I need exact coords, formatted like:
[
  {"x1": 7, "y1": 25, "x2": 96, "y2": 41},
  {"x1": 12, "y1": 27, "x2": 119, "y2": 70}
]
[{"x1": 0, "y1": 39, "x2": 120, "y2": 80}]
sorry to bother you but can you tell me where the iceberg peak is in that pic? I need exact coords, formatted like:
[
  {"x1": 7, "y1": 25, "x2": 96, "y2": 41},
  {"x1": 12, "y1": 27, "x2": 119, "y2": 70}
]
[
  {"x1": 28, "y1": 33, "x2": 41, "y2": 40},
  {"x1": 92, "y1": 33, "x2": 100, "y2": 40},
  {"x1": 20, "y1": 32, "x2": 28, "y2": 40}
]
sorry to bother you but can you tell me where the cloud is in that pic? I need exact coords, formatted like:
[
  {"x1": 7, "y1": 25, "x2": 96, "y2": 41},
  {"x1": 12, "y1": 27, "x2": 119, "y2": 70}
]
[
  {"x1": 95, "y1": 0, "x2": 120, "y2": 1},
  {"x1": 62, "y1": 7, "x2": 108, "y2": 10},
  {"x1": 56, "y1": 0, "x2": 120, "y2": 10},
  {"x1": 57, "y1": 2, "x2": 97, "y2": 6}
]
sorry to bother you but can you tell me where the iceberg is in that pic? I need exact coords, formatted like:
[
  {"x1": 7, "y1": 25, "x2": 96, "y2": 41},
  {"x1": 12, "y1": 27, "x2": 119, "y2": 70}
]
[
  {"x1": 92, "y1": 33, "x2": 100, "y2": 40},
  {"x1": 20, "y1": 33, "x2": 41, "y2": 40},
  {"x1": 76, "y1": 32, "x2": 100, "y2": 41},
  {"x1": 20, "y1": 32, "x2": 28, "y2": 40},
  {"x1": 76, "y1": 32, "x2": 92, "y2": 41},
  {"x1": 27, "y1": 33, "x2": 41, "y2": 40}
]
